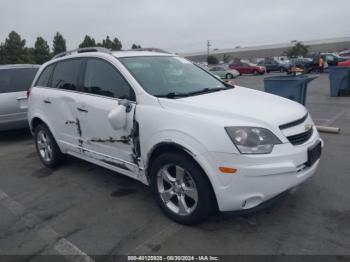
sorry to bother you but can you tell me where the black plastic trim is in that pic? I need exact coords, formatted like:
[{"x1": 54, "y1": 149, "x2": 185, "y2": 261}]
[{"x1": 279, "y1": 113, "x2": 308, "y2": 130}]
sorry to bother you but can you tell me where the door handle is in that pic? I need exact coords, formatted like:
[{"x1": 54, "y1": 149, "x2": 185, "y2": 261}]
[{"x1": 77, "y1": 107, "x2": 88, "y2": 113}]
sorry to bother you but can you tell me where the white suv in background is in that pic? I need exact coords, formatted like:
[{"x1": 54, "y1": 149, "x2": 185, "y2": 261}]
[{"x1": 28, "y1": 47, "x2": 322, "y2": 224}]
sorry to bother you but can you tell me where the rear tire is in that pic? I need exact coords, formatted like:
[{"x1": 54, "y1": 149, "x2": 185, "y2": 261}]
[
  {"x1": 150, "y1": 152, "x2": 214, "y2": 225},
  {"x1": 34, "y1": 124, "x2": 65, "y2": 168},
  {"x1": 226, "y1": 73, "x2": 233, "y2": 79}
]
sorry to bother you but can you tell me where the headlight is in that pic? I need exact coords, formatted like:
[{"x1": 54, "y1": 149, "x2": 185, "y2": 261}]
[{"x1": 225, "y1": 127, "x2": 281, "y2": 154}]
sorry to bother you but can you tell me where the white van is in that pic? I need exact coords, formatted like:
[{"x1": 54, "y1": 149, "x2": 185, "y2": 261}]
[{"x1": 28, "y1": 48, "x2": 322, "y2": 224}]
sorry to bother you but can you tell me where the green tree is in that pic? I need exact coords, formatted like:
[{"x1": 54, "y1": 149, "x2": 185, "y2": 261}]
[
  {"x1": 98, "y1": 36, "x2": 112, "y2": 49},
  {"x1": 98, "y1": 36, "x2": 122, "y2": 50},
  {"x1": 0, "y1": 44, "x2": 5, "y2": 64},
  {"x1": 284, "y1": 42, "x2": 309, "y2": 58},
  {"x1": 1, "y1": 31, "x2": 30, "y2": 64},
  {"x1": 23, "y1": 47, "x2": 35, "y2": 64},
  {"x1": 131, "y1": 43, "x2": 141, "y2": 49},
  {"x1": 112, "y1": 37, "x2": 122, "y2": 50},
  {"x1": 207, "y1": 55, "x2": 219, "y2": 65},
  {"x1": 34, "y1": 37, "x2": 51, "y2": 64},
  {"x1": 79, "y1": 35, "x2": 96, "y2": 48},
  {"x1": 52, "y1": 32, "x2": 66, "y2": 56}
]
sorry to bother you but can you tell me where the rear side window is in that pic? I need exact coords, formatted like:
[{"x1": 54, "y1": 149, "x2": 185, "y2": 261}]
[
  {"x1": 0, "y1": 70, "x2": 11, "y2": 93},
  {"x1": 0, "y1": 68, "x2": 38, "y2": 93},
  {"x1": 36, "y1": 64, "x2": 55, "y2": 87},
  {"x1": 82, "y1": 59, "x2": 135, "y2": 101},
  {"x1": 51, "y1": 59, "x2": 82, "y2": 91}
]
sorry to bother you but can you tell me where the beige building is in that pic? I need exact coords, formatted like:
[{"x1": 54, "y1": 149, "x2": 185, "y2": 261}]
[{"x1": 181, "y1": 36, "x2": 350, "y2": 62}]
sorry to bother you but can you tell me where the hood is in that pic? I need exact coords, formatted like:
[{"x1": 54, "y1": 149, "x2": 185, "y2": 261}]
[{"x1": 158, "y1": 86, "x2": 307, "y2": 128}]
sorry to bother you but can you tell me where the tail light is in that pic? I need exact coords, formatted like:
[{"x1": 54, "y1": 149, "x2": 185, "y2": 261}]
[{"x1": 27, "y1": 87, "x2": 32, "y2": 98}]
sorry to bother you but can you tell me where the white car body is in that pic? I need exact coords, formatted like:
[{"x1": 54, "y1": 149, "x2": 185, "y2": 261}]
[{"x1": 28, "y1": 50, "x2": 322, "y2": 215}]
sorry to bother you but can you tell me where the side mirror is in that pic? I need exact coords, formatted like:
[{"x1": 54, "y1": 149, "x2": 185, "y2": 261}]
[{"x1": 108, "y1": 105, "x2": 127, "y2": 130}]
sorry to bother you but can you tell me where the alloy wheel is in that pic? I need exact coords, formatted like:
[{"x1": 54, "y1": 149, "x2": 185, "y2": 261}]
[
  {"x1": 37, "y1": 130, "x2": 53, "y2": 162},
  {"x1": 157, "y1": 164, "x2": 198, "y2": 216}
]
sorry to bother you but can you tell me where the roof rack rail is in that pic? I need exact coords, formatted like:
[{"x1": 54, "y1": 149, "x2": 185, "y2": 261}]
[
  {"x1": 52, "y1": 47, "x2": 112, "y2": 59},
  {"x1": 131, "y1": 47, "x2": 170, "y2": 54}
]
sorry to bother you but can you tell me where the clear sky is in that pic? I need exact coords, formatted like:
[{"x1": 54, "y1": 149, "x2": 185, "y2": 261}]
[{"x1": 0, "y1": 0, "x2": 349, "y2": 53}]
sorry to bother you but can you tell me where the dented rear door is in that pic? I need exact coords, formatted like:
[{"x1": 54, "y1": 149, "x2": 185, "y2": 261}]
[{"x1": 44, "y1": 59, "x2": 84, "y2": 152}]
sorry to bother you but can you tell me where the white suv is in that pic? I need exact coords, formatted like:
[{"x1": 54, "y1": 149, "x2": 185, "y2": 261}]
[{"x1": 28, "y1": 47, "x2": 322, "y2": 224}]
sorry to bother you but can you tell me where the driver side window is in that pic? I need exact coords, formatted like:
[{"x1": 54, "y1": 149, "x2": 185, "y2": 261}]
[{"x1": 83, "y1": 59, "x2": 135, "y2": 101}]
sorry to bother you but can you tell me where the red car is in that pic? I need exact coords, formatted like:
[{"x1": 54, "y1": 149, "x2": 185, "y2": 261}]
[
  {"x1": 338, "y1": 60, "x2": 350, "y2": 67},
  {"x1": 229, "y1": 62, "x2": 266, "y2": 75}
]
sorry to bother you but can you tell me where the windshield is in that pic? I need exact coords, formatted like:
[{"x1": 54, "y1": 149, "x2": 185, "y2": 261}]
[{"x1": 119, "y1": 56, "x2": 226, "y2": 97}]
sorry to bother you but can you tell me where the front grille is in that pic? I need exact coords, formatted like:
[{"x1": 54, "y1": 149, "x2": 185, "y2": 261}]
[
  {"x1": 279, "y1": 113, "x2": 308, "y2": 130},
  {"x1": 287, "y1": 127, "x2": 313, "y2": 145}
]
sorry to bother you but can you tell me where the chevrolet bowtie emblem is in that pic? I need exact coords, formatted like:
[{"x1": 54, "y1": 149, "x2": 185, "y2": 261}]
[{"x1": 305, "y1": 124, "x2": 312, "y2": 131}]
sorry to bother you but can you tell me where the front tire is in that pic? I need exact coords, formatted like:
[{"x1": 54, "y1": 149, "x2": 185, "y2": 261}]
[
  {"x1": 150, "y1": 152, "x2": 214, "y2": 225},
  {"x1": 226, "y1": 73, "x2": 233, "y2": 79},
  {"x1": 34, "y1": 124, "x2": 65, "y2": 167}
]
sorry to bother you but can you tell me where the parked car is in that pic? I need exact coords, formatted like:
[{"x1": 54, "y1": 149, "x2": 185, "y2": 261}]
[
  {"x1": 338, "y1": 60, "x2": 350, "y2": 67},
  {"x1": 289, "y1": 58, "x2": 314, "y2": 73},
  {"x1": 208, "y1": 65, "x2": 239, "y2": 79},
  {"x1": 28, "y1": 48, "x2": 322, "y2": 224},
  {"x1": 321, "y1": 53, "x2": 350, "y2": 66},
  {"x1": 229, "y1": 62, "x2": 265, "y2": 75},
  {"x1": 257, "y1": 60, "x2": 291, "y2": 73},
  {"x1": 338, "y1": 50, "x2": 350, "y2": 57},
  {"x1": 0, "y1": 64, "x2": 39, "y2": 131}
]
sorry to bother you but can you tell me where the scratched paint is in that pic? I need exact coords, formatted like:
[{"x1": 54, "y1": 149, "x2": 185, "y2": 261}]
[
  {"x1": 101, "y1": 159, "x2": 131, "y2": 171},
  {"x1": 65, "y1": 118, "x2": 82, "y2": 137},
  {"x1": 89, "y1": 136, "x2": 131, "y2": 144}
]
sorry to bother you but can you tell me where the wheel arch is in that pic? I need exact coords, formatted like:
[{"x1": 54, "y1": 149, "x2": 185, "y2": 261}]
[
  {"x1": 30, "y1": 117, "x2": 47, "y2": 132},
  {"x1": 146, "y1": 142, "x2": 219, "y2": 210},
  {"x1": 30, "y1": 116, "x2": 58, "y2": 147}
]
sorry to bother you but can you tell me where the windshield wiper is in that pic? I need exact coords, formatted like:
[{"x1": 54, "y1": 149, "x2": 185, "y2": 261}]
[
  {"x1": 155, "y1": 92, "x2": 189, "y2": 99},
  {"x1": 156, "y1": 87, "x2": 231, "y2": 99},
  {"x1": 185, "y1": 87, "x2": 231, "y2": 96}
]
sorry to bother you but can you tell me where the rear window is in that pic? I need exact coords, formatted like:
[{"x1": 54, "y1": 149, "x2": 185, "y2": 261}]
[
  {"x1": 51, "y1": 59, "x2": 82, "y2": 91},
  {"x1": 0, "y1": 68, "x2": 38, "y2": 94}
]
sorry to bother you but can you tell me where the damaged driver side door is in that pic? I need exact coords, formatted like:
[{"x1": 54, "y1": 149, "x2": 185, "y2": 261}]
[{"x1": 76, "y1": 58, "x2": 139, "y2": 177}]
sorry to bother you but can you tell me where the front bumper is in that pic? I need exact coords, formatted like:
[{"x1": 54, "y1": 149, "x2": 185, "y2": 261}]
[{"x1": 200, "y1": 132, "x2": 322, "y2": 212}]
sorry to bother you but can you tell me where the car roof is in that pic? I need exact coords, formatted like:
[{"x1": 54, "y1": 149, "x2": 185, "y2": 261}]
[{"x1": 0, "y1": 64, "x2": 40, "y2": 70}]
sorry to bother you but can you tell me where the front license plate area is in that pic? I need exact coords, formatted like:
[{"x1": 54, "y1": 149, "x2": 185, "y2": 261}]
[{"x1": 306, "y1": 141, "x2": 322, "y2": 167}]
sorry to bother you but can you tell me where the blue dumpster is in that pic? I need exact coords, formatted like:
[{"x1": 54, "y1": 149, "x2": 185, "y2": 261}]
[
  {"x1": 328, "y1": 66, "x2": 350, "y2": 97},
  {"x1": 264, "y1": 75, "x2": 318, "y2": 105}
]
